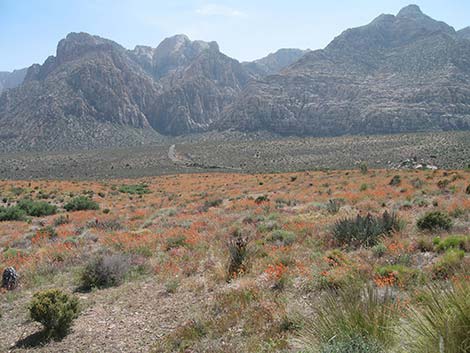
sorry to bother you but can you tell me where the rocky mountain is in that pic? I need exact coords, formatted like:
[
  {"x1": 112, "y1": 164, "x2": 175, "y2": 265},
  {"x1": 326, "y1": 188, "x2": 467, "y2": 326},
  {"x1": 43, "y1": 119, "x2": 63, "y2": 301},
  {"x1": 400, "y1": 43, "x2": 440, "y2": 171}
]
[
  {"x1": 1, "y1": 4, "x2": 470, "y2": 152},
  {"x1": 242, "y1": 48, "x2": 309, "y2": 77},
  {"x1": 219, "y1": 5, "x2": 470, "y2": 136},
  {"x1": 458, "y1": 27, "x2": 470, "y2": 40},
  {"x1": 0, "y1": 68, "x2": 27, "y2": 93},
  {"x1": 130, "y1": 35, "x2": 254, "y2": 134},
  {"x1": 0, "y1": 33, "x2": 165, "y2": 151},
  {"x1": 0, "y1": 33, "x2": 255, "y2": 150}
]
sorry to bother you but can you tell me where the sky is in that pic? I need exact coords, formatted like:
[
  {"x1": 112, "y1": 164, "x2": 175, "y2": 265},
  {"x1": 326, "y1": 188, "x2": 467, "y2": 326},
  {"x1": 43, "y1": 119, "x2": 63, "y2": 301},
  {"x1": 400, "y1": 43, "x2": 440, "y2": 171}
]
[{"x1": 1, "y1": 0, "x2": 469, "y2": 71}]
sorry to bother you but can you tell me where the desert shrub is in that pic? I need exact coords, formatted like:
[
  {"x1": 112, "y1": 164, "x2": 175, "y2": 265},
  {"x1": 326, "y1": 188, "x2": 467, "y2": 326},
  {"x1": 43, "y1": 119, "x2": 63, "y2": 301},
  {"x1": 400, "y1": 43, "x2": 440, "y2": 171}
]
[
  {"x1": 371, "y1": 243, "x2": 387, "y2": 257},
  {"x1": 333, "y1": 211, "x2": 400, "y2": 248},
  {"x1": 389, "y1": 175, "x2": 401, "y2": 186},
  {"x1": 433, "y1": 235, "x2": 470, "y2": 252},
  {"x1": 358, "y1": 162, "x2": 368, "y2": 174},
  {"x1": 87, "y1": 219, "x2": 122, "y2": 231},
  {"x1": 255, "y1": 195, "x2": 269, "y2": 204},
  {"x1": 79, "y1": 254, "x2": 130, "y2": 290},
  {"x1": 29, "y1": 289, "x2": 80, "y2": 338},
  {"x1": 37, "y1": 226, "x2": 58, "y2": 240},
  {"x1": 53, "y1": 214, "x2": 70, "y2": 226},
  {"x1": 326, "y1": 199, "x2": 342, "y2": 214},
  {"x1": 165, "y1": 235, "x2": 187, "y2": 250},
  {"x1": 437, "y1": 179, "x2": 451, "y2": 190},
  {"x1": 118, "y1": 184, "x2": 150, "y2": 195},
  {"x1": 432, "y1": 249, "x2": 465, "y2": 279},
  {"x1": 0, "y1": 206, "x2": 26, "y2": 221},
  {"x1": 417, "y1": 211, "x2": 452, "y2": 231},
  {"x1": 403, "y1": 280, "x2": 470, "y2": 353},
  {"x1": 267, "y1": 229, "x2": 296, "y2": 246},
  {"x1": 466, "y1": 184, "x2": 470, "y2": 195},
  {"x1": 227, "y1": 228, "x2": 250, "y2": 281},
  {"x1": 298, "y1": 284, "x2": 399, "y2": 352},
  {"x1": 411, "y1": 178, "x2": 424, "y2": 189},
  {"x1": 415, "y1": 237, "x2": 434, "y2": 252},
  {"x1": 376, "y1": 264, "x2": 420, "y2": 288},
  {"x1": 202, "y1": 198, "x2": 223, "y2": 211},
  {"x1": 64, "y1": 196, "x2": 99, "y2": 212},
  {"x1": 17, "y1": 199, "x2": 57, "y2": 217}
]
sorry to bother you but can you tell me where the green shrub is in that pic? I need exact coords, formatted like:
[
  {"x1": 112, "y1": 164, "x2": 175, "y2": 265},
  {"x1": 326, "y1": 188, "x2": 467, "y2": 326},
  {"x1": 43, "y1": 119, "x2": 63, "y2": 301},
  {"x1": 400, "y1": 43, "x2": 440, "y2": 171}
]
[
  {"x1": 0, "y1": 206, "x2": 26, "y2": 221},
  {"x1": 267, "y1": 229, "x2": 296, "y2": 246},
  {"x1": 417, "y1": 211, "x2": 452, "y2": 231},
  {"x1": 53, "y1": 214, "x2": 70, "y2": 226},
  {"x1": 389, "y1": 175, "x2": 401, "y2": 186},
  {"x1": 118, "y1": 184, "x2": 151, "y2": 195},
  {"x1": 298, "y1": 284, "x2": 399, "y2": 352},
  {"x1": 326, "y1": 199, "x2": 342, "y2": 214},
  {"x1": 165, "y1": 235, "x2": 187, "y2": 250},
  {"x1": 29, "y1": 289, "x2": 80, "y2": 338},
  {"x1": 64, "y1": 196, "x2": 99, "y2": 212},
  {"x1": 403, "y1": 280, "x2": 470, "y2": 353},
  {"x1": 371, "y1": 243, "x2": 387, "y2": 257},
  {"x1": 333, "y1": 211, "x2": 400, "y2": 248},
  {"x1": 255, "y1": 195, "x2": 269, "y2": 204},
  {"x1": 433, "y1": 235, "x2": 470, "y2": 252},
  {"x1": 17, "y1": 199, "x2": 57, "y2": 217},
  {"x1": 358, "y1": 162, "x2": 368, "y2": 174},
  {"x1": 432, "y1": 249, "x2": 465, "y2": 279},
  {"x1": 376, "y1": 264, "x2": 420, "y2": 287},
  {"x1": 80, "y1": 254, "x2": 130, "y2": 290}
]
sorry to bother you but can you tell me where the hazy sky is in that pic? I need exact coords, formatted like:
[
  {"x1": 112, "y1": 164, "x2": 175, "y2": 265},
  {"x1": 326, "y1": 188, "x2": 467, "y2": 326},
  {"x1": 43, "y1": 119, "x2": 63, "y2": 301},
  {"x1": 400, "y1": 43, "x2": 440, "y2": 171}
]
[{"x1": 1, "y1": 0, "x2": 469, "y2": 71}]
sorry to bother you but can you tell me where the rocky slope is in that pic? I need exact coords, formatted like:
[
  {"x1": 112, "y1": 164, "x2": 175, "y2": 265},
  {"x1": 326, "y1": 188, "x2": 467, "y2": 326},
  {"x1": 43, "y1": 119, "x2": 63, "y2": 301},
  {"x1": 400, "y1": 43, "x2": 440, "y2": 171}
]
[
  {"x1": 0, "y1": 33, "x2": 165, "y2": 151},
  {"x1": 458, "y1": 27, "x2": 470, "y2": 40},
  {"x1": 0, "y1": 68, "x2": 27, "y2": 93},
  {"x1": 130, "y1": 35, "x2": 254, "y2": 134},
  {"x1": 242, "y1": 48, "x2": 309, "y2": 77},
  {"x1": 219, "y1": 5, "x2": 470, "y2": 136}
]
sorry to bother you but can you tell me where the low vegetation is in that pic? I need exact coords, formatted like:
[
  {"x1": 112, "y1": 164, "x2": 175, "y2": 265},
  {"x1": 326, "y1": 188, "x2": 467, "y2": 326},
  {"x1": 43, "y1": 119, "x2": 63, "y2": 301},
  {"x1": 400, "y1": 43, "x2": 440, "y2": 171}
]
[
  {"x1": 29, "y1": 289, "x2": 80, "y2": 339},
  {"x1": 0, "y1": 169, "x2": 468, "y2": 352}
]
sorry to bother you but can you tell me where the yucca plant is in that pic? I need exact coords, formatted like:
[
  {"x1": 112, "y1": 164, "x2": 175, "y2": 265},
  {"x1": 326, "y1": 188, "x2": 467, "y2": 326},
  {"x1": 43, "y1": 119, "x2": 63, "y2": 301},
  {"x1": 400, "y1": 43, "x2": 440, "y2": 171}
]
[{"x1": 402, "y1": 280, "x2": 470, "y2": 353}]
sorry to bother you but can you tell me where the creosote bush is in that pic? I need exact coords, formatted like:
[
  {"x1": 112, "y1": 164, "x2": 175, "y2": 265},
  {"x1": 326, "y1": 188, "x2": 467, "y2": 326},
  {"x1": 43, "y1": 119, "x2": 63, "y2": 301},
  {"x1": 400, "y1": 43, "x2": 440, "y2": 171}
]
[
  {"x1": 64, "y1": 196, "x2": 99, "y2": 212},
  {"x1": 333, "y1": 211, "x2": 400, "y2": 248},
  {"x1": 80, "y1": 254, "x2": 130, "y2": 290},
  {"x1": 29, "y1": 289, "x2": 80, "y2": 338},
  {"x1": 0, "y1": 206, "x2": 26, "y2": 221},
  {"x1": 417, "y1": 211, "x2": 452, "y2": 231},
  {"x1": 17, "y1": 198, "x2": 57, "y2": 217}
]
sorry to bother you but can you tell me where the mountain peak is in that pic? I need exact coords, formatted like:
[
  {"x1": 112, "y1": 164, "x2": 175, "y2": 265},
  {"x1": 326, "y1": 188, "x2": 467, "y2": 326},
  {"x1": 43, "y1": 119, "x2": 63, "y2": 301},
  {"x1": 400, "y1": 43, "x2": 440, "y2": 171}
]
[{"x1": 397, "y1": 4, "x2": 423, "y2": 18}]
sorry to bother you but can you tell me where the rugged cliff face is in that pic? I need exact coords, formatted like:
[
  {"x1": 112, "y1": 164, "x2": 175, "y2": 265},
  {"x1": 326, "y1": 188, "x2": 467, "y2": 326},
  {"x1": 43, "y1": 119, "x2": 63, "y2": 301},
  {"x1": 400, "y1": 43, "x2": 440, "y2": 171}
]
[
  {"x1": 218, "y1": 5, "x2": 470, "y2": 136},
  {"x1": 130, "y1": 35, "x2": 254, "y2": 134},
  {"x1": 0, "y1": 33, "x2": 259, "y2": 150}
]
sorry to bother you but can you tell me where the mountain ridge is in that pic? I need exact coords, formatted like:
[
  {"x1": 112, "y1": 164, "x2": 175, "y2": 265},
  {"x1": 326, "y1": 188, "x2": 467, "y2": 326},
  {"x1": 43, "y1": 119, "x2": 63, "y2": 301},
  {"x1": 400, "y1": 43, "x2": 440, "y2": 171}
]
[{"x1": 1, "y1": 5, "x2": 470, "y2": 152}]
